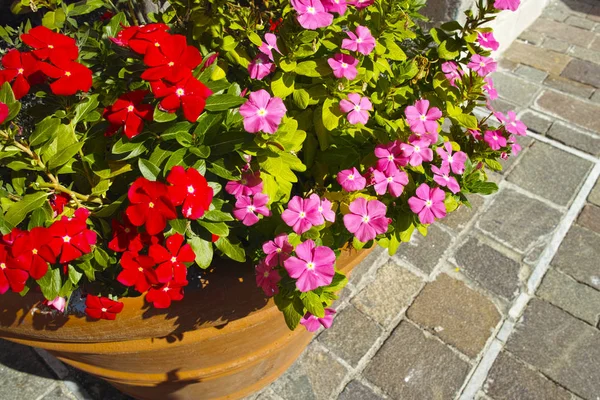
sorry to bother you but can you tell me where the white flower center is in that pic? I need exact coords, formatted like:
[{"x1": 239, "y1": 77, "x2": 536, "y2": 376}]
[
  {"x1": 299, "y1": 211, "x2": 306, "y2": 218},
  {"x1": 247, "y1": 205, "x2": 256, "y2": 212},
  {"x1": 348, "y1": 174, "x2": 355, "y2": 180},
  {"x1": 443, "y1": 175, "x2": 450, "y2": 181},
  {"x1": 163, "y1": 286, "x2": 170, "y2": 292},
  {"x1": 307, "y1": 6, "x2": 316, "y2": 14},
  {"x1": 353, "y1": 105, "x2": 361, "y2": 112},
  {"x1": 356, "y1": 38, "x2": 363, "y2": 43},
  {"x1": 0, "y1": 263, "x2": 5, "y2": 269},
  {"x1": 341, "y1": 62, "x2": 348, "y2": 68},
  {"x1": 276, "y1": 248, "x2": 282, "y2": 253},
  {"x1": 388, "y1": 155, "x2": 394, "y2": 161},
  {"x1": 318, "y1": 206, "x2": 323, "y2": 212},
  {"x1": 425, "y1": 200, "x2": 433, "y2": 208},
  {"x1": 267, "y1": 45, "x2": 274, "y2": 50},
  {"x1": 17, "y1": 68, "x2": 24, "y2": 74},
  {"x1": 362, "y1": 215, "x2": 370, "y2": 223},
  {"x1": 171, "y1": 256, "x2": 177, "y2": 262},
  {"x1": 306, "y1": 262, "x2": 315, "y2": 270},
  {"x1": 257, "y1": 108, "x2": 268, "y2": 117},
  {"x1": 187, "y1": 185, "x2": 195, "y2": 194},
  {"x1": 127, "y1": 105, "x2": 134, "y2": 112},
  {"x1": 479, "y1": 62, "x2": 486, "y2": 67},
  {"x1": 493, "y1": 135, "x2": 498, "y2": 141},
  {"x1": 448, "y1": 155, "x2": 453, "y2": 163},
  {"x1": 63, "y1": 235, "x2": 71, "y2": 243},
  {"x1": 414, "y1": 146, "x2": 421, "y2": 153},
  {"x1": 176, "y1": 88, "x2": 185, "y2": 97},
  {"x1": 387, "y1": 176, "x2": 394, "y2": 182},
  {"x1": 101, "y1": 307, "x2": 108, "y2": 312},
  {"x1": 48, "y1": 45, "x2": 54, "y2": 49},
  {"x1": 419, "y1": 115, "x2": 427, "y2": 121}
]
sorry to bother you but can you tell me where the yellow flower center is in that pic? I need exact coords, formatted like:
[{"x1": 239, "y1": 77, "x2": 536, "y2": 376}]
[
  {"x1": 176, "y1": 88, "x2": 185, "y2": 97},
  {"x1": 171, "y1": 257, "x2": 177, "y2": 263},
  {"x1": 32, "y1": 248, "x2": 38, "y2": 255},
  {"x1": 0, "y1": 263, "x2": 5, "y2": 270},
  {"x1": 306, "y1": 262, "x2": 315, "y2": 270},
  {"x1": 149, "y1": 202, "x2": 155, "y2": 208},
  {"x1": 187, "y1": 185, "x2": 195, "y2": 194},
  {"x1": 257, "y1": 108, "x2": 268, "y2": 117},
  {"x1": 17, "y1": 68, "x2": 24, "y2": 74},
  {"x1": 65, "y1": 71, "x2": 72, "y2": 77},
  {"x1": 127, "y1": 105, "x2": 134, "y2": 112},
  {"x1": 341, "y1": 62, "x2": 348, "y2": 68},
  {"x1": 101, "y1": 307, "x2": 107, "y2": 312},
  {"x1": 48, "y1": 45, "x2": 54, "y2": 49},
  {"x1": 63, "y1": 235, "x2": 71, "y2": 243}
]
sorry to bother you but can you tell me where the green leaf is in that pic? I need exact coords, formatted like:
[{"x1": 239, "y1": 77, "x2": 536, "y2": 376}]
[
  {"x1": 4, "y1": 191, "x2": 48, "y2": 227},
  {"x1": 29, "y1": 117, "x2": 60, "y2": 147},
  {"x1": 322, "y1": 98, "x2": 341, "y2": 131},
  {"x1": 247, "y1": 31, "x2": 263, "y2": 46},
  {"x1": 194, "y1": 113, "x2": 223, "y2": 140},
  {"x1": 469, "y1": 181, "x2": 499, "y2": 195},
  {"x1": 301, "y1": 291, "x2": 325, "y2": 318},
  {"x1": 153, "y1": 105, "x2": 177, "y2": 123},
  {"x1": 203, "y1": 209, "x2": 234, "y2": 222},
  {"x1": 0, "y1": 82, "x2": 20, "y2": 122},
  {"x1": 324, "y1": 272, "x2": 348, "y2": 292},
  {"x1": 271, "y1": 72, "x2": 295, "y2": 99},
  {"x1": 42, "y1": 9, "x2": 66, "y2": 29},
  {"x1": 274, "y1": 294, "x2": 303, "y2": 330},
  {"x1": 68, "y1": 0, "x2": 105, "y2": 16},
  {"x1": 295, "y1": 60, "x2": 332, "y2": 77},
  {"x1": 68, "y1": 264, "x2": 83, "y2": 285},
  {"x1": 198, "y1": 220, "x2": 229, "y2": 236},
  {"x1": 280, "y1": 59, "x2": 297, "y2": 72},
  {"x1": 438, "y1": 39, "x2": 462, "y2": 60},
  {"x1": 205, "y1": 94, "x2": 246, "y2": 112},
  {"x1": 169, "y1": 219, "x2": 188, "y2": 234},
  {"x1": 214, "y1": 236, "x2": 246, "y2": 262},
  {"x1": 72, "y1": 94, "x2": 99, "y2": 125},
  {"x1": 293, "y1": 88, "x2": 310, "y2": 109},
  {"x1": 47, "y1": 141, "x2": 84, "y2": 170},
  {"x1": 36, "y1": 267, "x2": 61, "y2": 301},
  {"x1": 189, "y1": 236, "x2": 213, "y2": 269},
  {"x1": 138, "y1": 158, "x2": 161, "y2": 181},
  {"x1": 485, "y1": 159, "x2": 503, "y2": 171},
  {"x1": 28, "y1": 205, "x2": 52, "y2": 229}
]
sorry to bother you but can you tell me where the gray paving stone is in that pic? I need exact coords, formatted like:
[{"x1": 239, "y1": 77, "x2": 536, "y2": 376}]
[
  {"x1": 552, "y1": 225, "x2": 600, "y2": 290},
  {"x1": 536, "y1": 90, "x2": 600, "y2": 132},
  {"x1": 255, "y1": 391, "x2": 278, "y2": 400},
  {"x1": 453, "y1": 237, "x2": 521, "y2": 301},
  {"x1": 565, "y1": 15, "x2": 596, "y2": 29},
  {"x1": 541, "y1": 37, "x2": 570, "y2": 53},
  {"x1": 544, "y1": 75, "x2": 595, "y2": 98},
  {"x1": 541, "y1": 5, "x2": 570, "y2": 22},
  {"x1": 517, "y1": 31, "x2": 544, "y2": 46},
  {"x1": 529, "y1": 18, "x2": 594, "y2": 47},
  {"x1": 338, "y1": 380, "x2": 384, "y2": 400},
  {"x1": 591, "y1": 90, "x2": 600, "y2": 103},
  {"x1": 493, "y1": 72, "x2": 541, "y2": 106},
  {"x1": 42, "y1": 384, "x2": 78, "y2": 400},
  {"x1": 490, "y1": 97, "x2": 521, "y2": 114},
  {"x1": 591, "y1": 35, "x2": 600, "y2": 52},
  {"x1": 518, "y1": 111, "x2": 553, "y2": 134},
  {"x1": 537, "y1": 268, "x2": 600, "y2": 325},
  {"x1": 364, "y1": 322, "x2": 471, "y2": 400},
  {"x1": 514, "y1": 65, "x2": 549, "y2": 83},
  {"x1": 577, "y1": 203, "x2": 600, "y2": 234},
  {"x1": 504, "y1": 42, "x2": 572, "y2": 76},
  {"x1": 507, "y1": 141, "x2": 593, "y2": 206},
  {"x1": 547, "y1": 121, "x2": 600, "y2": 156},
  {"x1": 589, "y1": 179, "x2": 600, "y2": 206},
  {"x1": 319, "y1": 305, "x2": 383, "y2": 366},
  {"x1": 561, "y1": 59, "x2": 600, "y2": 88},
  {"x1": 477, "y1": 189, "x2": 563, "y2": 253},
  {"x1": 347, "y1": 246, "x2": 388, "y2": 288},
  {"x1": 270, "y1": 343, "x2": 348, "y2": 400},
  {"x1": 506, "y1": 299, "x2": 600, "y2": 400},
  {"x1": 393, "y1": 224, "x2": 453, "y2": 274},
  {"x1": 351, "y1": 261, "x2": 423, "y2": 327},
  {"x1": 441, "y1": 194, "x2": 485, "y2": 233},
  {"x1": 569, "y1": 46, "x2": 600, "y2": 65},
  {"x1": 63, "y1": 364, "x2": 133, "y2": 400},
  {"x1": 0, "y1": 340, "x2": 57, "y2": 400},
  {"x1": 498, "y1": 135, "x2": 533, "y2": 174},
  {"x1": 484, "y1": 351, "x2": 573, "y2": 400}
]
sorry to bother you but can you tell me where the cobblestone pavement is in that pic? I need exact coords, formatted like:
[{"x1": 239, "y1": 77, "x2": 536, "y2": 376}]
[{"x1": 2, "y1": 0, "x2": 600, "y2": 399}]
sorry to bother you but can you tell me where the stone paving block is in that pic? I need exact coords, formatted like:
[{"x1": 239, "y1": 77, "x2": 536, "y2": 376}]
[
  {"x1": 518, "y1": 111, "x2": 553, "y2": 134},
  {"x1": 536, "y1": 90, "x2": 600, "y2": 132},
  {"x1": 351, "y1": 261, "x2": 423, "y2": 327},
  {"x1": 517, "y1": 31, "x2": 544, "y2": 46},
  {"x1": 547, "y1": 121, "x2": 600, "y2": 156},
  {"x1": 63, "y1": 364, "x2": 133, "y2": 400},
  {"x1": 255, "y1": 391, "x2": 278, "y2": 400},
  {"x1": 338, "y1": 380, "x2": 384, "y2": 400},
  {"x1": 406, "y1": 274, "x2": 501, "y2": 358},
  {"x1": 393, "y1": 224, "x2": 453, "y2": 274},
  {"x1": 319, "y1": 304, "x2": 383, "y2": 366},
  {"x1": 591, "y1": 35, "x2": 600, "y2": 52},
  {"x1": 514, "y1": 65, "x2": 549, "y2": 83},
  {"x1": 589, "y1": 179, "x2": 600, "y2": 206},
  {"x1": 506, "y1": 299, "x2": 600, "y2": 400},
  {"x1": 561, "y1": 59, "x2": 600, "y2": 88},
  {"x1": 453, "y1": 237, "x2": 521, "y2": 301},
  {"x1": 565, "y1": 15, "x2": 596, "y2": 29},
  {"x1": 498, "y1": 135, "x2": 533, "y2": 174},
  {"x1": 441, "y1": 194, "x2": 485, "y2": 233},
  {"x1": 537, "y1": 268, "x2": 600, "y2": 325},
  {"x1": 0, "y1": 340, "x2": 57, "y2": 400},
  {"x1": 489, "y1": 97, "x2": 520, "y2": 114},
  {"x1": 504, "y1": 42, "x2": 572, "y2": 76},
  {"x1": 477, "y1": 189, "x2": 563, "y2": 253},
  {"x1": 347, "y1": 246, "x2": 388, "y2": 288},
  {"x1": 544, "y1": 75, "x2": 595, "y2": 98},
  {"x1": 541, "y1": 5, "x2": 570, "y2": 22},
  {"x1": 498, "y1": 59, "x2": 518, "y2": 72},
  {"x1": 552, "y1": 225, "x2": 600, "y2": 290},
  {"x1": 507, "y1": 141, "x2": 593, "y2": 206},
  {"x1": 42, "y1": 384, "x2": 78, "y2": 400},
  {"x1": 541, "y1": 37, "x2": 570, "y2": 53},
  {"x1": 569, "y1": 46, "x2": 600, "y2": 65},
  {"x1": 484, "y1": 351, "x2": 573, "y2": 400},
  {"x1": 270, "y1": 343, "x2": 348, "y2": 400},
  {"x1": 591, "y1": 90, "x2": 600, "y2": 103},
  {"x1": 364, "y1": 322, "x2": 470, "y2": 400},
  {"x1": 493, "y1": 72, "x2": 540, "y2": 106},
  {"x1": 577, "y1": 203, "x2": 600, "y2": 233},
  {"x1": 529, "y1": 18, "x2": 594, "y2": 47}
]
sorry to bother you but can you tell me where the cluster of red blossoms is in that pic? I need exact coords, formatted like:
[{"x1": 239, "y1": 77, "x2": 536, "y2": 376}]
[
  {"x1": 0, "y1": 26, "x2": 92, "y2": 99},
  {"x1": 0, "y1": 209, "x2": 96, "y2": 294},
  {"x1": 103, "y1": 23, "x2": 213, "y2": 139}
]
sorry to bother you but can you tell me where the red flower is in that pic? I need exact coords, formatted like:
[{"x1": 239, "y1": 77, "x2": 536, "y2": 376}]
[
  {"x1": 0, "y1": 102, "x2": 8, "y2": 124},
  {"x1": 21, "y1": 26, "x2": 78, "y2": 61},
  {"x1": 39, "y1": 52, "x2": 92, "y2": 96},
  {"x1": 103, "y1": 90, "x2": 154, "y2": 139},
  {"x1": 125, "y1": 178, "x2": 177, "y2": 235},
  {"x1": 50, "y1": 192, "x2": 70, "y2": 216},
  {"x1": 167, "y1": 166, "x2": 214, "y2": 219},
  {"x1": 151, "y1": 76, "x2": 212, "y2": 123},
  {"x1": 0, "y1": 245, "x2": 28, "y2": 294},
  {"x1": 141, "y1": 34, "x2": 202, "y2": 84},
  {"x1": 108, "y1": 214, "x2": 146, "y2": 253},
  {"x1": 46, "y1": 209, "x2": 97, "y2": 264},
  {"x1": 1, "y1": 228, "x2": 26, "y2": 246},
  {"x1": 100, "y1": 10, "x2": 114, "y2": 21},
  {"x1": 211, "y1": 234, "x2": 219, "y2": 243},
  {"x1": 125, "y1": 24, "x2": 171, "y2": 54},
  {"x1": 149, "y1": 233, "x2": 195, "y2": 284},
  {"x1": 117, "y1": 251, "x2": 156, "y2": 293},
  {"x1": 11, "y1": 227, "x2": 55, "y2": 280},
  {"x1": 0, "y1": 50, "x2": 41, "y2": 99},
  {"x1": 145, "y1": 280, "x2": 185, "y2": 308},
  {"x1": 85, "y1": 295, "x2": 124, "y2": 320}
]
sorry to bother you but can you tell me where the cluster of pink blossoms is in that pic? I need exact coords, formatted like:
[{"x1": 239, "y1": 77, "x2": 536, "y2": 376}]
[{"x1": 226, "y1": 170, "x2": 272, "y2": 226}]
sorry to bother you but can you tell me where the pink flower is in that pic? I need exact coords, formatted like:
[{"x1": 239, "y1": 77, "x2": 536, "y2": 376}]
[
  {"x1": 403, "y1": 139, "x2": 434, "y2": 167},
  {"x1": 283, "y1": 239, "x2": 336, "y2": 292},
  {"x1": 469, "y1": 129, "x2": 482, "y2": 140},
  {"x1": 281, "y1": 195, "x2": 324, "y2": 234},
  {"x1": 496, "y1": 111, "x2": 527, "y2": 136},
  {"x1": 300, "y1": 308, "x2": 336, "y2": 332},
  {"x1": 291, "y1": 0, "x2": 334, "y2": 30},
  {"x1": 436, "y1": 142, "x2": 467, "y2": 174},
  {"x1": 322, "y1": 0, "x2": 347, "y2": 15},
  {"x1": 494, "y1": 0, "x2": 520, "y2": 11},
  {"x1": 309, "y1": 194, "x2": 336, "y2": 223},
  {"x1": 484, "y1": 130, "x2": 507, "y2": 150},
  {"x1": 372, "y1": 168, "x2": 408, "y2": 197},
  {"x1": 468, "y1": 54, "x2": 497, "y2": 77},
  {"x1": 258, "y1": 33, "x2": 282, "y2": 61},
  {"x1": 441, "y1": 61, "x2": 463, "y2": 86},
  {"x1": 339, "y1": 93, "x2": 372, "y2": 125},
  {"x1": 342, "y1": 26, "x2": 376, "y2": 55},
  {"x1": 405, "y1": 99, "x2": 442, "y2": 138},
  {"x1": 255, "y1": 260, "x2": 281, "y2": 296},
  {"x1": 239, "y1": 89, "x2": 287, "y2": 134},
  {"x1": 512, "y1": 140, "x2": 522, "y2": 156},
  {"x1": 483, "y1": 77, "x2": 498, "y2": 100},
  {"x1": 343, "y1": 197, "x2": 389, "y2": 242},
  {"x1": 263, "y1": 234, "x2": 293, "y2": 267},
  {"x1": 408, "y1": 183, "x2": 447, "y2": 224},
  {"x1": 374, "y1": 141, "x2": 408, "y2": 174},
  {"x1": 233, "y1": 193, "x2": 271, "y2": 226},
  {"x1": 477, "y1": 31, "x2": 500, "y2": 51},
  {"x1": 46, "y1": 296, "x2": 66, "y2": 313},
  {"x1": 327, "y1": 53, "x2": 358, "y2": 80},
  {"x1": 432, "y1": 164, "x2": 461, "y2": 194},
  {"x1": 347, "y1": 0, "x2": 374, "y2": 8},
  {"x1": 337, "y1": 167, "x2": 367, "y2": 192},
  {"x1": 248, "y1": 53, "x2": 276, "y2": 80},
  {"x1": 225, "y1": 171, "x2": 263, "y2": 198}
]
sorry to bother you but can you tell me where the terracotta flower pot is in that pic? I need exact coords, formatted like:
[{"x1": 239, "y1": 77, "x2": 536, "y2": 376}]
[{"x1": 0, "y1": 248, "x2": 372, "y2": 400}]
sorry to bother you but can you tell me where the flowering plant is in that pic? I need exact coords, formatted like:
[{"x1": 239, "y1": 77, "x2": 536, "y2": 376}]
[{"x1": 0, "y1": 0, "x2": 525, "y2": 330}]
